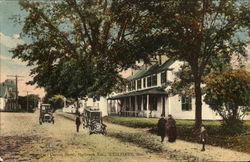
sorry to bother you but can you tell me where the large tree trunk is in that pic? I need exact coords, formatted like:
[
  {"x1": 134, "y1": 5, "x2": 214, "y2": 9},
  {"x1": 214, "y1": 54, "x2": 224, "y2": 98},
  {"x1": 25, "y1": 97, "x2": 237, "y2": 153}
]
[
  {"x1": 194, "y1": 77, "x2": 202, "y2": 130},
  {"x1": 192, "y1": 61, "x2": 203, "y2": 131},
  {"x1": 76, "y1": 97, "x2": 80, "y2": 114}
]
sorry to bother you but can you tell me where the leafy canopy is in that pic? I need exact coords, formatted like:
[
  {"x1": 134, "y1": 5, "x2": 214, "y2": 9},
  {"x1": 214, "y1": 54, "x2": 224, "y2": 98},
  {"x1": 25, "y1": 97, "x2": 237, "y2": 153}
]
[{"x1": 11, "y1": 0, "x2": 152, "y2": 98}]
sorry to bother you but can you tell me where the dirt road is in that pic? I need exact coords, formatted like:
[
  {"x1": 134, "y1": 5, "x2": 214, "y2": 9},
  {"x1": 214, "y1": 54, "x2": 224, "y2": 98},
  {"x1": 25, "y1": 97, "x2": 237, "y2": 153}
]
[{"x1": 0, "y1": 112, "x2": 173, "y2": 162}]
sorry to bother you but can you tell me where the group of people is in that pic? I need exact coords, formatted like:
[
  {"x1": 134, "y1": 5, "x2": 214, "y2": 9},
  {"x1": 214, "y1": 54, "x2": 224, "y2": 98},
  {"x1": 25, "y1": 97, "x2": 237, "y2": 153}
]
[
  {"x1": 157, "y1": 114, "x2": 208, "y2": 151},
  {"x1": 157, "y1": 114, "x2": 177, "y2": 143}
]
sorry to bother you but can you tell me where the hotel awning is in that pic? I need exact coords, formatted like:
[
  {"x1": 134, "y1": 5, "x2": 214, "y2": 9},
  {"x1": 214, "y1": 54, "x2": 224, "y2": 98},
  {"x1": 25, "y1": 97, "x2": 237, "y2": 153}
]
[{"x1": 108, "y1": 87, "x2": 168, "y2": 100}]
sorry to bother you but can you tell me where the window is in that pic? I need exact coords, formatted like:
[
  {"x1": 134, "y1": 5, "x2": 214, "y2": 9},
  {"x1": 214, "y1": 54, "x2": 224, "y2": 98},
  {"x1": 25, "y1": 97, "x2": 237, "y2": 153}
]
[
  {"x1": 137, "y1": 79, "x2": 141, "y2": 89},
  {"x1": 128, "y1": 82, "x2": 131, "y2": 91},
  {"x1": 161, "y1": 71, "x2": 167, "y2": 84},
  {"x1": 143, "y1": 78, "x2": 146, "y2": 88},
  {"x1": 149, "y1": 95, "x2": 158, "y2": 111},
  {"x1": 131, "y1": 80, "x2": 136, "y2": 90},
  {"x1": 152, "y1": 75, "x2": 157, "y2": 86},
  {"x1": 147, "y1": 76, "x2": 152, "y2": 87},
  {"x1": 181, "y1": 96, "x2": 192, "y2": 111},
  {"x1": 137, "y1": 96, "x2": 142, "y2": 110}
]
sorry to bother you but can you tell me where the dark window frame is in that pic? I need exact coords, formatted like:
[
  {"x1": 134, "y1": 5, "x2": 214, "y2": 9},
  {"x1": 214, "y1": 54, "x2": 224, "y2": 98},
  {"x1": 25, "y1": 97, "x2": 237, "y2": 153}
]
[
  {"x1": 137, "y1": 79, "x2": 142, "y2": 89},
  {"x1": 147, "y1": 76, "x2": 152, "y2": 87},
  {"x1": 143, "y1": 78, "x2": 146, "y2": 88},
  {"x1": 152, "y1": 74, "x2": 157, "y2": 86},
  {"x1": 161, "y1": 71, "x2": 167, "y2": 84},
  {"x1": 181, "y1": 96, "x2": 192, "y2": 111}
]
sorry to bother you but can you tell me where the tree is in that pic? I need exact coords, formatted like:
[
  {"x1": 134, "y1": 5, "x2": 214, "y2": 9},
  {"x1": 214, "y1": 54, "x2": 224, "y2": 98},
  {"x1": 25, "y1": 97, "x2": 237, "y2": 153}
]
[
  {"x1": 18, "y1": 94, "x2": 40, "y2": 112},
  {"x1": 204, "y1": 69, "x2": 250, "y2": 134},
  {"x1": 127, "y1": 0, "x2": 250, "y2": 130},
  {"x1": 48, "y1": 95, "x2": 65, "y2": 111},
  {"x1": 11, "y1": 0, "x2": 151, "y2": 111}
]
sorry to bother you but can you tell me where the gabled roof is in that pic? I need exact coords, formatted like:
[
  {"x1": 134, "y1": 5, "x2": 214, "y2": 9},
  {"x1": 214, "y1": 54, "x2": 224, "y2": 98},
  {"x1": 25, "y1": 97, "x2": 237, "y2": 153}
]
[
  {"x1": 0, "y1": 80, "x2": 16, "y2": 98},
  {"x1": 126, "y1": 66, "x2": 147, "y2": 81},
  {"x1": 126, "y1": 58, "x2": 175, "y2": 81}
]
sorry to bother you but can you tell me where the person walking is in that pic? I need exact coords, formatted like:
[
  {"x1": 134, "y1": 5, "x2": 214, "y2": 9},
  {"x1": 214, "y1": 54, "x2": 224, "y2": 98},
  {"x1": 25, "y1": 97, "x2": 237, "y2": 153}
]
[
  {"x1": 166, "y1": 114, "x2": 176, "y2": 142},
  {"x1": 75, "y1": 114, "x2": 81, "y2": 132},
  {"x1": 157, "y1": 114, "x2": 167, "y2": 143},
  {"x1": 200, "y1": 125, "x2": 208, "y2": 151}
]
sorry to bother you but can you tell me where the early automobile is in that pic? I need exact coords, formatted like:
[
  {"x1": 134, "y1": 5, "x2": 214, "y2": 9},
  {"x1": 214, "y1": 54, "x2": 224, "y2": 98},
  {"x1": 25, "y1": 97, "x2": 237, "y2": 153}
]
[
  {"x1": 83, "y1": 107, "x2": 107, "y2": 135},
  {"x1": 39, "y1": 104, "x2": 54, "y2": 125}
]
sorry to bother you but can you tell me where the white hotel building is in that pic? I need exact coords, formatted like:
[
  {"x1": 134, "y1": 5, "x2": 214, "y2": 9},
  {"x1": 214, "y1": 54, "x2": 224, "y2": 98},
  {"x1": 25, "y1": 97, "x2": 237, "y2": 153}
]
[{"x1": 108, "y1": 57, "x2": 222, "y2": 120}]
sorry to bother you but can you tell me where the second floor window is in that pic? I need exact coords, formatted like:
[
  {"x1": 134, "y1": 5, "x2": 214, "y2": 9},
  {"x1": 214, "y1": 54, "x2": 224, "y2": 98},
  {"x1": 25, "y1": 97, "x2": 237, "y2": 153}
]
[
  {"x1": 131, "y1": 80, "x2": 136, "y2": 90},
  {"x1": 147, "y1": 76, "x2": 152, "y2": 87},
  {"x1": 137, "y1": 79, "x2": 141, "y2": 89},
  {"x1": 152, "y1": 75, "x2": 157, "y2": 86},
  {"x1": 161, "y1": 71, "x2": 167, "y2": 84},
  {"x1": 143, "y1": 78, "x2": 146, "y2": 88},
  {"x1": 128, "y1": 83, "x2": 131, "y2": 91}
]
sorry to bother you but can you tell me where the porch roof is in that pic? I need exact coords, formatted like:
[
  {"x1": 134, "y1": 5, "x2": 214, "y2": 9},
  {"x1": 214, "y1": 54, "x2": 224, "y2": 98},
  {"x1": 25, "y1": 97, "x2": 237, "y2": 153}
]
[{"x1": 109, "y1": 87, "x2": 168, "y2": 100}]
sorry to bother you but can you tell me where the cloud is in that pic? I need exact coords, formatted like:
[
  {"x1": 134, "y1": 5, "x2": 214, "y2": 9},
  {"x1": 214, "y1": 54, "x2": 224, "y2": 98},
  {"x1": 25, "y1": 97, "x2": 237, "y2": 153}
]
[
  {"x1": 0, "y1": 55, "x2": 28, "y2": 66},
  {"x1": 0, "y1": 32, "x2": 25, "y2": 48}
]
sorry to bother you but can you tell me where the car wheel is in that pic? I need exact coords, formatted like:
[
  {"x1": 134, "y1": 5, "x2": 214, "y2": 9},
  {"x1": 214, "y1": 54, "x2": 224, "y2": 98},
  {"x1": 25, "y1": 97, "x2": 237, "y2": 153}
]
[{"x1": 88, "y1": 127, "x2": 92, "y2": 135}]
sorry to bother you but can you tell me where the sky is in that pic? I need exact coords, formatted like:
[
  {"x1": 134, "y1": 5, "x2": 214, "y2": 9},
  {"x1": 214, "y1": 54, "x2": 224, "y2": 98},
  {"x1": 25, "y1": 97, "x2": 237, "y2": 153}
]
[{"x1": 0, "y1": 0, "x2": 45, "y2": 97}]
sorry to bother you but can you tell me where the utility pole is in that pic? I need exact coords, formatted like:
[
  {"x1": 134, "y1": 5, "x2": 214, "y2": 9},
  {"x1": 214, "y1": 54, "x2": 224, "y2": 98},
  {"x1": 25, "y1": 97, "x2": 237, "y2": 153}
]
[
  {"x1": 7, "y1": 75, "x2": 24, "y2": 110},
  {"x1": 24, "y1": 91, "x2": 31, "y2": 112}
]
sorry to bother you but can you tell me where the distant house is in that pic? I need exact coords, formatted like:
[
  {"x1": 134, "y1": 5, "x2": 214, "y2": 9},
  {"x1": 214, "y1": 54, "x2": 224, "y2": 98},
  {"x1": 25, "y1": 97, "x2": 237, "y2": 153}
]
[
  {"x1": 108, "y1": 57, "x2": 222, "y2": 120},
  {"x1": 62, "y1": 96, "x2": 108, "y2": 117},
  {"x1": 0, "y1": 80, "x2": 18, "y2": 111},
  {"x1": 79, "y1": 96, "x2": 108, "y2": 117}
]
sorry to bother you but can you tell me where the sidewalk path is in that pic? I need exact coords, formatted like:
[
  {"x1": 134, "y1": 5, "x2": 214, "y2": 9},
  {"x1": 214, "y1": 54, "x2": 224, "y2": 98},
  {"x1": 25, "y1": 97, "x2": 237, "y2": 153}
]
[
  {"x1": 106, "y1": 122, "x2": 250, "y2": 161},
  {"x1": 58, "y1": 112, "x2": 250, "y2": 161}
]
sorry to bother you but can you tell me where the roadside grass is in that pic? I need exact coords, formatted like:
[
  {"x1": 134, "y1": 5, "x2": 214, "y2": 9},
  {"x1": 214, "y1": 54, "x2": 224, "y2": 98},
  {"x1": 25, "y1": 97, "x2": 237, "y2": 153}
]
[{"x1": 103, "y1": 116, "x2": 250, "y2": 154}]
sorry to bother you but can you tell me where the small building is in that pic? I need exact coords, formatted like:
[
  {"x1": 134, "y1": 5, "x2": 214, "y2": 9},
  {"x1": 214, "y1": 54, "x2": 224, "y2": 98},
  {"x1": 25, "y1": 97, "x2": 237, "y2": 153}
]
[
  {"x1": 80, "y1": 96, "x2": 108, "y2": 117},
  {"x1": 0, "y1": 80, "x2": 18, "y2": 111},
  {"x1": 108, "y1": 58, "x2": 221, "y2": 120}
]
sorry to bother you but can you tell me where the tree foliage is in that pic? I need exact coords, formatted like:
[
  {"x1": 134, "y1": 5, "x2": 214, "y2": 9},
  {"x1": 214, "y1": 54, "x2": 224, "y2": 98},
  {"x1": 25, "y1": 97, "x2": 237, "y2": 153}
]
[
  {"x1": 204, "y1": 69, "x2": 250, "y2": 134},
  {"x1": 11, "y1": 0, "x2": 250, "y2": 129},
  {"x1": 11, "y1": 0, "x2": 151, "y2": 100},
  {"x1": 18, "y1": 94, "x2": 40, "y2": 112},
  {"x1": 48, "y1": 94, "x2": 65, "y2": 111},
  {"x1": 128, "y1": 0, "x2": 250, "y2": 129}
]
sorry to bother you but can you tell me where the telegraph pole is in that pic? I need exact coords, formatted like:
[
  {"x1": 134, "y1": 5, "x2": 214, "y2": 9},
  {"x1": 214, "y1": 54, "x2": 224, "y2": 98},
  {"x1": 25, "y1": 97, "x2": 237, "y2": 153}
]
[
  {"x1": 7, "y1": 75, "x2": 24, "y2": 110},
  {"x1": 24, "y1": 91, "x2": 31, "y2": 112}
]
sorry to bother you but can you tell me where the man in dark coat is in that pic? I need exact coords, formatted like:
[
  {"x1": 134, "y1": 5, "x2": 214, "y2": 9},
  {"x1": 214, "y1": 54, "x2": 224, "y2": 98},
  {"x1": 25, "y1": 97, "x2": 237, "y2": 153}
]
[
  {"x1": 75, "y1": 114, "x2": 81, "y2": 132},
  {"x1": 157, "y1": 114, "x2": 167, "y2": 143},
  {"x1": 166, "y1": 114, "x2": 176, "y2": 142},
  {"x1": 200, "y1": 125, "x2": 208, "y2": 151}
]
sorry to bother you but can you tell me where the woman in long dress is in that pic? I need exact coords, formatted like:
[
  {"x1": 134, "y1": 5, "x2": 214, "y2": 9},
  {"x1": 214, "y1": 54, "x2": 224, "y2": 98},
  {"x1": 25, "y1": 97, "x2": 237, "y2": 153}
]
[{"x1": 166, "y1": 114, "x2": 176, "y2": 142}]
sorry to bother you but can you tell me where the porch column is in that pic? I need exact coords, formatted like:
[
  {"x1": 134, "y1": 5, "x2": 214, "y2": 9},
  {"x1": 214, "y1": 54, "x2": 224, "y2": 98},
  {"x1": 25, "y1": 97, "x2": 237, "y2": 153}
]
[
  {"x1": 64, "y1": 97, "x2": 67, "y2": 108},
  {"x1": 146, "y1": 95, "x2": 149, "y2": 118},
  {"x1": 116, "y1": 100, "x2": 118, "y2": 114}
]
